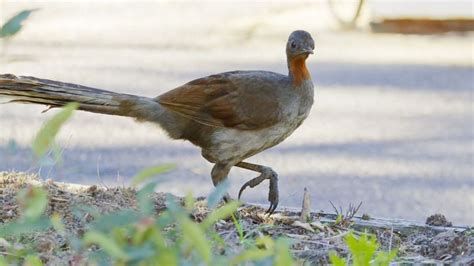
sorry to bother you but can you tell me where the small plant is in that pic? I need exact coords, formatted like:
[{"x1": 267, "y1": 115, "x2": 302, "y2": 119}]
[
  {"x1": 0, "y1": 9, "x2": 38, "y2": 39},
  {"x1": 329, "y1": 231, "x2": 397, "y2": 266},
  {"x1": 330, "y1": 201, "x2": 362, "y2": 228}
]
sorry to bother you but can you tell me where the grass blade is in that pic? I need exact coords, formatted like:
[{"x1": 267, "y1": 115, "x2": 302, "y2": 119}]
[
  {"x1": 274, "y1": 238, "x2": 294, "y2": 266},
  {"x1": 201, "y1": 201, "x2": 240, "y2": 229},
  {"x1": 83, "y1": 231, "x2": 130, "y2": 260},
  {"x1": 207, "y1": 180, "x2": 230, "y2": 209},
  {"x1": 32, "y1": 102, "x2": 78, "y2": 158},
  {"x1": 16, "y1": 187, "x2": 48, "y2": 220},
  {"x1": 131, "y1": 164, "x2": 175, "y2": 186},
  {"x1": 180, "y1": 217, "x2": 212, "y2": 264}
]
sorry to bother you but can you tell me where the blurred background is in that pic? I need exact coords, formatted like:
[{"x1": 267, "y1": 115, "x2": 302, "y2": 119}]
[{"x1": 0, "y1": 0, "x2": 472, "y2": 224}]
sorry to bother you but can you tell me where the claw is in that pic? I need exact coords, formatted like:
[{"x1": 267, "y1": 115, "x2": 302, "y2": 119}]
[
  {"x1": 265, "y1": 202, "x2": 278, "y2": 215},
  {"x1": 266, "y1": 174, "x2": 279, "y2": 215},
  {"x1": 238, "y1": 168, "x2": 279, "y2": 215},
  {"x1": 238, "y1": 183, "x2": 249, "y2": 200},
  {"x1": 265, "y1": 203, "x2": 273, "y2": 215},
  {"x1": 238, "y1": 174, "x2": 266, "y2": 200}
]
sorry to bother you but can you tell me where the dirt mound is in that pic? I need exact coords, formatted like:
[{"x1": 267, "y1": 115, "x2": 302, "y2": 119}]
[{"x1": 1, "y1": 172, "x2": 472, "y2": 264}]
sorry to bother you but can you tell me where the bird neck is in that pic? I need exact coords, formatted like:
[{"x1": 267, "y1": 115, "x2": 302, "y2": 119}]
[{"x1": 288, "y1": 55, "x2": 311, "y2": 87}]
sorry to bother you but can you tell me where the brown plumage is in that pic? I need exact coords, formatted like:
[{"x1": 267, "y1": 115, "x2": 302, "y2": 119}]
[
  {"x1": 158, "y1": 72, "x2": 281, "y2": 130},
  {"x1": 0, "y1": 30, "x2": 315, "y2": 214}
]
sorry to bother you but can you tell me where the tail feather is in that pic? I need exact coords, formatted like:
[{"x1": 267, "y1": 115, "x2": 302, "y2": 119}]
[{"x1": 0, "y1": 74, "x2": 161, "y2": 120}]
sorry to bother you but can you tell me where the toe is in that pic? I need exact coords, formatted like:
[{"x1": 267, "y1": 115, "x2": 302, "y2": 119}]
[{"x1": 238, "y1": 184, "x2": 249, "y2": 200}]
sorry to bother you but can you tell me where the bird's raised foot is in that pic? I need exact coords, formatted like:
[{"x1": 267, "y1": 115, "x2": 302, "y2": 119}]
[{"x1": 238, "y1": 167, "x2": 279, "y2": 215}]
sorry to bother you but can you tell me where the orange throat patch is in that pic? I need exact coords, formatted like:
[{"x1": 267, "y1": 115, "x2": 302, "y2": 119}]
[{"x1": 289, "y1": 55, "x2": 311, "y2": 87}]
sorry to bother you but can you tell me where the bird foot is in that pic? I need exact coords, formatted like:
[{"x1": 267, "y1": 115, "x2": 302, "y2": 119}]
[
  {"x1": 265, "y1": 174, "x2": 279, "y2": 215},
  {"x1": 238, "y1": 168, "x2": 279, "y2": 215}
]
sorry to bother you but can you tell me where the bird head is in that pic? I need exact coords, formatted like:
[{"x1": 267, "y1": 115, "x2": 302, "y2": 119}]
[{"x1": 286, "y1": 30, "x2": 315, "y2": 60}]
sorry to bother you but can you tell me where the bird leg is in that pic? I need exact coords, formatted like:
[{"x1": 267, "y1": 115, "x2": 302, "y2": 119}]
[
  {"x1": 211, "y1": 163, "x2": 232, "y2": 202},
  {"x1": 236, "y1": 162, "x2": 279, "y2": 214}
]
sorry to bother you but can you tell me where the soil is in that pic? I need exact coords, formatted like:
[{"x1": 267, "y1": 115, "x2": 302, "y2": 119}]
[{"x1": 0, "y1": 172, "x2": 472, "y2": 265}]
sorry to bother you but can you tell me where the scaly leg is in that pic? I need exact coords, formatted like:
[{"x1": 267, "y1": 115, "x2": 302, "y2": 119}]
[
  {"x1": 235, "y1": 162, "x2": 279, "y2": 214},
  {"x1": 211, "y1": 163, "x2": 232, "y2": 202}
]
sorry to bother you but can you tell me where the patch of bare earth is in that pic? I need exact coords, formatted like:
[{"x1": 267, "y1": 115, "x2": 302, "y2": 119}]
[{"x1": 0, "y1": 172, "x2": 472, "y2": 264}]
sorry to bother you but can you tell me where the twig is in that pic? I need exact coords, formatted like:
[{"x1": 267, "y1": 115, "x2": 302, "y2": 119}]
[
  {"x1": 299, "y1": 187, "x2": 311, "y2": 222},
  {"x1": 323, "y1": 230, "x2": 350, "y2": 240},
  {"x1": 329, "y1": 200, "x2": 339, "y2": 216},
  {"x1": 388, "y1": 226, "x2": 394, "y2": 253},
  {"x1": 297, "y1": 239, "x2": 349, "y2": 251},
  {"x1": 329, "y1": 201, "x2": 363, "y2": 227}
]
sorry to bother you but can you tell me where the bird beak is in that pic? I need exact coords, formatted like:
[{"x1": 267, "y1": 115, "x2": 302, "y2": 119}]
[{"x1": 300, "y1": 48, "x2": 314, "y2": 55}]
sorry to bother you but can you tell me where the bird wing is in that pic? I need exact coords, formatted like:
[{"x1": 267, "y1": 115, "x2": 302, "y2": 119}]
[{"x1": 157, "y1": 72, "x2": 283, "y2": 130}]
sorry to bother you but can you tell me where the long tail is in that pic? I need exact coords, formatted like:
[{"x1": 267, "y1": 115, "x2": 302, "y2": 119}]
[{"x1": 0, "y1": 74, "x2": 162, "y2": 121}]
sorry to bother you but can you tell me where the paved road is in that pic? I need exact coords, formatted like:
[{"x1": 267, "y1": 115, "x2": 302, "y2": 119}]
[{"x1": 1, "y1": 2, "x2": 473, "y2": 224}]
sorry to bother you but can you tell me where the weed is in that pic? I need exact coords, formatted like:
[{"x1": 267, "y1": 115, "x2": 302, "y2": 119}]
[{"x1": 330, "y1": 231, "x2": 397, "y2": 266}]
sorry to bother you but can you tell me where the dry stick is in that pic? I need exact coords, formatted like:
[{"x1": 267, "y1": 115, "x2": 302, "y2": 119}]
[
  {"x1": 296, "y1": 239, "x2": 349, "y2": 251},
  {"x1": 299, "y1": 187, "x2": 311, "y2": 222},
  {"x1": 323, "y1": 230, "x2": 350, "y2": 240},
  {"x1": 388, "y1": 226, "x2": 394, "y2": 253},
  {"x1": 329, "y1": 200, "x2": 340, "y2": 217}
]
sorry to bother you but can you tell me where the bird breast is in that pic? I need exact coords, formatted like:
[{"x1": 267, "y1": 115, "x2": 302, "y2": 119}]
[{"x1": 207, "y1": 112, "x2": 308, "y2": 163}]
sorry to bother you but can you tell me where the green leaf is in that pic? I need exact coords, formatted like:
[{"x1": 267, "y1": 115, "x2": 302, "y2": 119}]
[
  {"x1": 32, "y1": 102, "x2": 78, "y2": 158},
  {"x1": 0, "y1": 9, "x2": 38, "y2": 38},
  {"x1": 207, "y1": 180, "x2": 230, "y2": 209},
  {"x1": 345, "y1": 232, "x2": 378, "y2": 266},
  {"x1": 137, "y1": 182, "x2": 158, "y2": 215},
  {"x1": 89, "y1": 250, "x2": 112, "y2": 266},
  {"x1": 230, "y1": 214, "x2": 245, "y2": 242},
  {"x1": 83, "y1": 231, "x2": 129, "y2": 260},
  {"x1": 89, "y1": 210, "x2": 138, "y2": 233},
  {"x1": 0, "y1": 217, "x2": 51, "y2": 237},
  {"x1": 179, "y1": 217, "x2": 212, "y2": 264},
  {"x1": 201, "y1": 201, "x2": 240, "y2": 229},
  {"x1": 0, "y1": 255, "x2": 6, "y2": 266},
  {"x1": 51, "y1": 213, "x2": 66, "y2": 235},
  {"x1": 374, "y1": 249, "x2": 398, "y2": 266},
  {"x1": 184, "y1": 191, "x2": 195, "y2": 212},
  {"x1": 156, "y1": 211, "x2": 174, "y2": 229},
  {"x1": 274, "y1": 238, "x2": 294, "y2": 266},
  {"x1": 131, "y1": 164, "x2": 175, "y2": 186},
  {"x1": 165, "y1": 193, "x2": 184, "y2": 215},
  {"x1": 124, "y1": 244, "x2": 156, "y2": 261},
  {"x1": 231, "y1": 248, "x2": 272, "y2": 265},
  {"x1": 255, "y1": 236, "x2": 274, "y2": 250},
  {"x1": 329, "y1": 251, "x2": 346, "y2": 266},
  {"x1": 155, "y1": 249, "x2": 179, "y2": 266},
  {"x1": 16, "y1": 187, "x2": 48, "y2": 219},
  {"x1": 23, "y1": 255, "x2": 43, "y2": 266}
]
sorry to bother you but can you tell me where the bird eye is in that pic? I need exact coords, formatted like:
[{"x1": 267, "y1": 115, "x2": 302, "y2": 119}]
[{"x1": 290, "y1": 41, "x2": 296, "y2": 49}]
